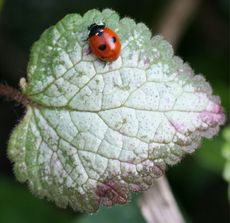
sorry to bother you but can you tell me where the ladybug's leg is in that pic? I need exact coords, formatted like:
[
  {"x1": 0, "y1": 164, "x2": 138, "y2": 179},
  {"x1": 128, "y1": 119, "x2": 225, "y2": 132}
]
[
  {"x1": 100, "y1": 60, "x2": 113, "y2": 68},
  {"x1": 98, "y1": 58, "x2": 107, "y2": 68},
  {"x1": 102, "y1": 61, "x2": 107, "y2": 68}
]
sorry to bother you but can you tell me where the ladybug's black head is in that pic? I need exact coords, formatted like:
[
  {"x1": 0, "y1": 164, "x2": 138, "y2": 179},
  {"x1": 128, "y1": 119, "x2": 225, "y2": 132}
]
[{"x1": 88, "y1": 23, "x2": 105, "y2": 38}]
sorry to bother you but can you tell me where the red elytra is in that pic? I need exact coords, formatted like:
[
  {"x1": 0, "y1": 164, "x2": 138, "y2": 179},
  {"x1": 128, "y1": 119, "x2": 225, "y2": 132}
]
[{"x1": 88, "y1": 23, "x2": 121, "y2": 62}]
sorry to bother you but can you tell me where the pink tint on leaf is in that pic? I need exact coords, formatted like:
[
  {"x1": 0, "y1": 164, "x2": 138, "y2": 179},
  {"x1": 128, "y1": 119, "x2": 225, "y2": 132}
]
[
  {"x1": 200, "y1": 101, "x2": 225, "y2": 126},
  {"x1": 83, "y1": 46, "x2": 91, "y2": 56},
  {"x1": 96, "y1": 181, "x2": 129, "y2": 207}
]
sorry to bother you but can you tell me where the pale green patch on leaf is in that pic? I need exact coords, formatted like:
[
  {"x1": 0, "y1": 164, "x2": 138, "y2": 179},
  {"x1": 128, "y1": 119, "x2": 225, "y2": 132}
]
[
  {"x1": 8, "y1": 9, "x2": 225, "y2": 212},
  {"x1": 222, "y1": 126, "x2": 230, "y2": 201}
]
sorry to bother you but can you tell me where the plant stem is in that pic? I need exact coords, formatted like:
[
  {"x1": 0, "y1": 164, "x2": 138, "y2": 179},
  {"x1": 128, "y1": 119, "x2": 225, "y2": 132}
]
[
  {"x1": 138, "y1": 176, "x2": 185, "y2": 223},
  {"x1": 139, "y1": 0, "x2": 201, "y2": 222},
  {"x1": 158, "y1": 0, "x2": 201, "y2": 49},
  {"x1": 0, "y1": 83, "x2": 30, "y2": 107}
]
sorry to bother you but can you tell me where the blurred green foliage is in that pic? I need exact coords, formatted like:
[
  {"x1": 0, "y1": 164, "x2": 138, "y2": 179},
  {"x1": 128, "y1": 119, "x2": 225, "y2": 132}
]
[
  {"x1": 73, "y1": 195, "x2": 145, "y2": 223},
  {"x1": 0, "y1": 0, "x2": 4, "y2": 12},
  {"x1": 222, "y1": 126, "x2": 230, "y2": 201},
  {"x1": 0, "y1": 174, "x2": 146, "y2": 223},
  {"x1": 196, "y1": 137, "x2": 226, "y2": 174},
  {"x1": 0, "y1": 175, "x2": 75, "y2": 223}
]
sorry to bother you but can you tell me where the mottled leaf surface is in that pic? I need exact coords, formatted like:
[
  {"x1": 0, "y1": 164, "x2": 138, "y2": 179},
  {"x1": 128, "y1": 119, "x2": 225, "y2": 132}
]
[{"x1": 8, "y1": 9, "x2": 225, "y2": 212}]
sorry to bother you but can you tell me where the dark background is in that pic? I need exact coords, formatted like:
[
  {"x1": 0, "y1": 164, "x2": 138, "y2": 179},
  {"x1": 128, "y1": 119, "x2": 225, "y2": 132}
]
[{"x1": 0, "y1": 0, "x2": 229, "y2": 222}]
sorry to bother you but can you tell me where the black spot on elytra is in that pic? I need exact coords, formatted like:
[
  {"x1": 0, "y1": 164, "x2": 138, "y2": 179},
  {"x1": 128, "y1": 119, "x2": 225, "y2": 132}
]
[
  {"x1": 98, "y1": 44, "x2": 106, "y2": 51},
  {"x1": 111, "y1": 36, "x2": 116, "y2": 43}
]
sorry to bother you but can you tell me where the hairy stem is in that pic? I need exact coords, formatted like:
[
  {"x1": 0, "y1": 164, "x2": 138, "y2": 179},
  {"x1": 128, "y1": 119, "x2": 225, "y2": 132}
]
[{"x1": 0, "y1": 83, "x2": 30, "y2": 107}]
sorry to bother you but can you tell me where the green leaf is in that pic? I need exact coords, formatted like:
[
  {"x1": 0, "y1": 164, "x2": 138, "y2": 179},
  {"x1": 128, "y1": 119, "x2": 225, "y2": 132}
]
[
  {"x1": 8, "y1": 9, "x2": 225, "y2": 212},
  {"x1": 0, "y1": 0, "x2": 4, "y2": 12},
  {"x1": 0, "y1": 175, "x2": 74, "y2": 223},
  {"x1": 222, "y1": 125, "x2": 230, "y2": 201},
  {"x1": 195, "y1": 137, "x2": 225, "y2": 174},
  {"x1": 73, "y1": 195, "x2": 145, "y2": 223}
]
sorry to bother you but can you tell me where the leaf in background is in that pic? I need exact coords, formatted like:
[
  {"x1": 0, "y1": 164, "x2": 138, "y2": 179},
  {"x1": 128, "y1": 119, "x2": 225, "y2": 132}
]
[
  {"x1": 0, "y1": 175, "x2": 74, "y2": 223},
  {"x1": 8, "y1": 9, "x2": 225, "y2": 212},
  {"x1": 195, "y1": 137, "x2": 225, "y2": 174},
  {"x1": 73, "y1": 195, "x2": 145, "y2": 223},
  {"x1": 222, "y1": 126, "x2": 230, "y2": 201},
  {"x1": 0, "y1": 0, "x2": 4, "y2": 12}
]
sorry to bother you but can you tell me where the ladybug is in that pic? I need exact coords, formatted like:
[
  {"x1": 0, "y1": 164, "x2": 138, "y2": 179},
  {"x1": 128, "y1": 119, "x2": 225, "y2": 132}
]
[{"x1": 87, "y1": 23, "x2": 121, "y2": 62}]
